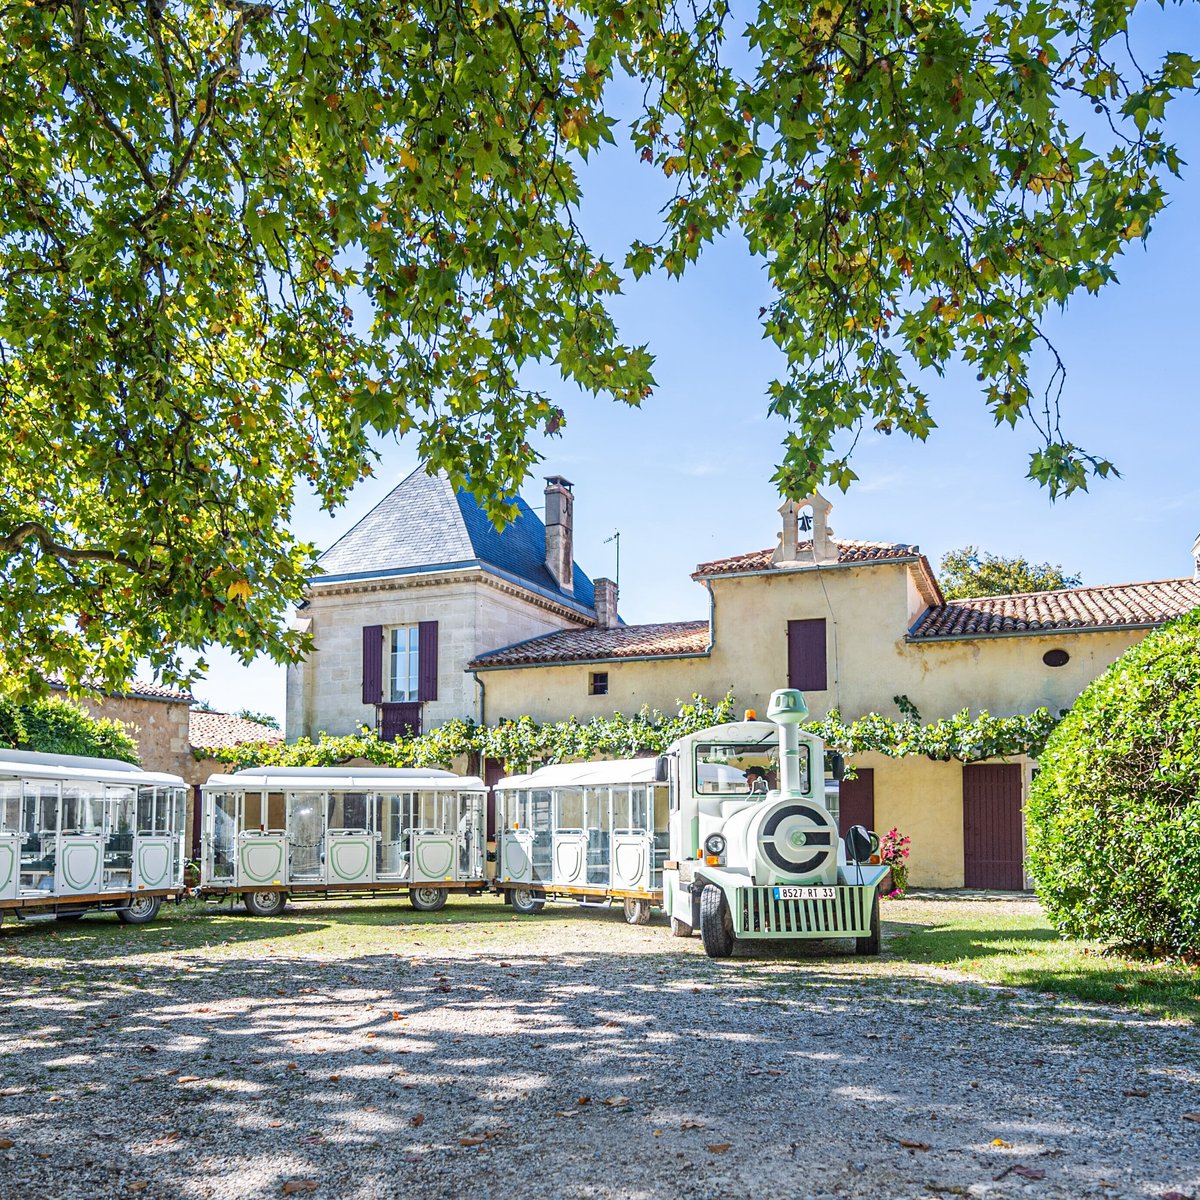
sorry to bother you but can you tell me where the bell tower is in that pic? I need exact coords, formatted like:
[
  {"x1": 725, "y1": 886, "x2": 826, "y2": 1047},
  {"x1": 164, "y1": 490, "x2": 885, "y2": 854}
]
[{"x1": 774, "y1": 491, "x2": 836, "y2": 565}]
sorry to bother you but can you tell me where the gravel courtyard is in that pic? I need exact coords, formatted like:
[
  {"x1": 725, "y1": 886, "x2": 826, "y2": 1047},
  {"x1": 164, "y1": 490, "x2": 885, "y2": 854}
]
[{"x1": 0, "y1": 897, "x2": 1196, "y2": 1200}]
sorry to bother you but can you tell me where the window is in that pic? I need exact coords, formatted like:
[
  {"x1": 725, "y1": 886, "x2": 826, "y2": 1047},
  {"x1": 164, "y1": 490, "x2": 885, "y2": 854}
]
[
  {"x1": 589, "y1": 671, "x2": 609, "y2": 696},
  {"x1": 693, "y1": 740, "x2": 790, "y2": 797},
  {"x1": 389, "y1": 626, "x2": 420, "y2": 702},
  {"x1": 787, "y1": 618, "x2": 828, "y2": 691},
  {"x1": 1042, "y1": 648, "x2": 1070, "y2": 667}
]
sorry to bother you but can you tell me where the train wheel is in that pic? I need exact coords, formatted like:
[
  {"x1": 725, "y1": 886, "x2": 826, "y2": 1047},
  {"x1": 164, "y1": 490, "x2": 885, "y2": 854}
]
[
  {"x1": 623, "y1": 898, "x2": 652, "y2": 926},
  {"x1": 410, "y1": 887, "x2": 448, "y2": 912},
  {"x1": 670, "y1": 917, "x2": 692, "y2": 938},
  {"x1": 699, "y1": 885, "x2": 734, "y2": 958},
  {"x1": 242, "y1": 890, "x2": 287, "y2": 917},
  {"x1": 508, "y1": 886, "x2": 545, "y2": 915},
  {"x1": 855, "y1": 893, "x2": 881, "y2": 956},
  {"x1": 118, "y1": 895, "x2": 162, "y2": 925}
]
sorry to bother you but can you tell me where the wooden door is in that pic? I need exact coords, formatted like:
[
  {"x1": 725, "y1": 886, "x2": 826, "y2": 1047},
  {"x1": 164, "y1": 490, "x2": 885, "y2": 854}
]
[
  {"x1": 838, "y1": 769, "x2": 875, "y2": 838},
  {"x1": 963, "y1": 764, "x2": 1025, "y2": 890}
]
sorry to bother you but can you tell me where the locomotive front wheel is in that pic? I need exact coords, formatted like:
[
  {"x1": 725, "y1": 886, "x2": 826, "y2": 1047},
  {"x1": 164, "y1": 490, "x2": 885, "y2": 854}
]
[
  {"x1": 699, "y1": 885, "x2": 734, "y2": 958},
  {"x1": 623, "y1": 898, "x2": 652, "y2": 926},
  {"x1": 670, "y1": 916, "x2": 692, "y2": 939},
  {"x1": 855, "y1": 893, "x2": 881, "y2": 956},
  {"x1": 118, "y1": 895, "x2": 163, "y2": 925},
  {"x1": 410, "y1": 887, "x2": 448, "y2": 912},
  {"x1": 242, "y1": 890, "x2": 287, "y2": 918},
  {"x1": 508, "y1": 886, "x2": 545, "y2": 915}
]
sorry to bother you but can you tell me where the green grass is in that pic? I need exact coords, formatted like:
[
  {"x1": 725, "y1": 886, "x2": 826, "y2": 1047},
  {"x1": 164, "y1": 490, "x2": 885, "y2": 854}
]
[{"x1": 883, "y1": 899, "x2": 1200, "y2": 1023}]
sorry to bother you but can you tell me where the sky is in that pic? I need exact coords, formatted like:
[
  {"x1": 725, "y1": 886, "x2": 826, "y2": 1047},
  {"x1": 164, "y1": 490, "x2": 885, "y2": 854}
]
[{"x1": 190, "y1": 2, "x2": 1200, "y2": 725}]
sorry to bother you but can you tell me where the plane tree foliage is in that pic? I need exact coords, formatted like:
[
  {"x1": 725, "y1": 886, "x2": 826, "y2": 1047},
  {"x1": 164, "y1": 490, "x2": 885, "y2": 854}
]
[
  {"x1": 0, "y1": 0, "x2": 1194, "y2": 696},
  {"x1": 938, "y1": 545, "x2": 1082, "y2": 598}
]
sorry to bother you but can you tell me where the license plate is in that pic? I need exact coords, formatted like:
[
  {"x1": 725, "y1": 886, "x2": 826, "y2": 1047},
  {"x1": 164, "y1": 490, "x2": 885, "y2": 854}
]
[{"x1": 773, "y1": 886, "x2": 835, "y2": 900}]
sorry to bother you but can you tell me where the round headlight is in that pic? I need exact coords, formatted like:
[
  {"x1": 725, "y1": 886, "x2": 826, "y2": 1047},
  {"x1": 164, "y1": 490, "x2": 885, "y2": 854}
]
[{"x1": 704, "y1": 833, "x2": 727, "y2": 857}]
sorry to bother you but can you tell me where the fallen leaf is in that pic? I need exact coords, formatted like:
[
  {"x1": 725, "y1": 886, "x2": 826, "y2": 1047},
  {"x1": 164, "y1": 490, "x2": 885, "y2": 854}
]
[
  {"x1": 1182, "y1": 1113, "x2": 1200, "y2": 1124},
  {"x1": 0, "y1": 1139, "x2": 13, "y2": 1149},
  {"x1": 177, "y1": 1076, "x2": 200, "y2": 1084},
  {"x1": 1123, "y1": 1089, "x2": 1149, "y2": 1098},
  {"x1": 899, "y1": 1139, "x2": 931, "y2": 1151},
  {"x1": 391, "y1": 1013, "x2": 404, "y2": 1021},
  {"x1": 269, "y1": 1121, "x2": 284, "y2": 1129},
  {"x1": 366, "y1": 1032, "x2": 377, "y2": 1039},
  {"x1": 706, "y1": 1143, "x2": 732, "y2": 1154},
  {"x1": 410, "y1": 1114, "x2": 425, "y2": 1128},
  {"x1": 153, "y1": 1131, "x2": 180, "y2": 1145},
  {"x1": 681, "y1": 1119, "x2": 706, "y2": 1130},
  {"x1": 459, "y1": 1136, "x2": 486, "y2": 1147},
  {"x1": 576, "y1": 1096, "x2": 590, "y2": 1106},
  {"x1": 286, "y1": 1063, "x2": 299, "y2": 1071},
  {"x1": 530, "y1": 1042, "x2": 545, "y2": 1049},
  {"x1": 602, "y1": 1096, "x2": 631, "y2": 1107},
  {"x1": 139, "y1": 1045, "x2": 158, "y2": 1054},
  {"x1": 991, "y1": 1138, "x2": 1013, "y2": 1148},
  {"x1": 127, "y1": 1184, "x2": 148, "y2": 1193},
  {"x1": 554, "y1": 1110, "x2": 580, "y2": 1118},
  {"x1": 282, "y1": 1183, "x2": 318, "y2": 1195},
  {"x1": 363, "y1": 1105, "x2": 377, "y2": 1113},
  {"x1": 1012, "y1": 1166, "x2": 1046, "y2": 1180}
]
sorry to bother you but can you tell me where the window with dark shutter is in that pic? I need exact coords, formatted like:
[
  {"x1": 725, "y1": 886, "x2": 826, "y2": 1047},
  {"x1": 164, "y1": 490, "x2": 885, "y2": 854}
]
[
  {"x1": 362, "y1": 625, "x2": 384, "y2": 705},
  {"x1": 418, "y1": 621, "x2": 438, "y2": 701},
  {"x1": 787, "y1": 618, "x2": 828, "y2": 691}
]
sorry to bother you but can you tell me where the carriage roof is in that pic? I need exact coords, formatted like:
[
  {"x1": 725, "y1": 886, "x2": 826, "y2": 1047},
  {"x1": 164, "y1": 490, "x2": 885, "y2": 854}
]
[
  {"x1": 202, "y1": 766, "x2": 486, "y2": 792},
  {"x1": 0, "y1": 747, "x2": 186, "y2": 788},
  {"x1": 494, "y1": 758, "x2": 660, "y2": 791}
]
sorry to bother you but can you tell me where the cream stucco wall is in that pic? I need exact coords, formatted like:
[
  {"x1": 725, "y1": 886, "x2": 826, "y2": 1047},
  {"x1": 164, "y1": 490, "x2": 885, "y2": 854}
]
[{"x1": 286, "y1": 569, "x2": 592, "y2": 739}]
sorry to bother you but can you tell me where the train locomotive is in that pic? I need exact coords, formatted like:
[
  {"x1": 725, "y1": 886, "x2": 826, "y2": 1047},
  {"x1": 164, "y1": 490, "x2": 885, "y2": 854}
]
[{"x1": 662, "y1": 687, "x2": 888, "y2": 957}]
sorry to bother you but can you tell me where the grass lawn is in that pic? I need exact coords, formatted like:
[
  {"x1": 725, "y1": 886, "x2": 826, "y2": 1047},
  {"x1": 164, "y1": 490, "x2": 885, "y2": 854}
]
[{"x1": 882, "y1": 897, "x2": 1200, "y2": 1023}]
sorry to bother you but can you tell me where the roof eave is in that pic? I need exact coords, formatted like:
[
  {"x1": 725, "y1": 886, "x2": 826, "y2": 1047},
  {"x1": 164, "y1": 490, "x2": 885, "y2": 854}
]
[
  {"x1": 691, "y1": 554, "x2": 923, "y2": 582},
  {"x1": 469, "y1": 648, "x2": 713, "y2": 672},
  {"x1": 906, "y1": 619, "x2": 1170, "y2": 644}
]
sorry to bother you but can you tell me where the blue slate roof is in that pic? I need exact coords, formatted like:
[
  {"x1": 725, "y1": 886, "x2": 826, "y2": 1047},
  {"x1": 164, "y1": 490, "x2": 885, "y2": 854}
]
[{"x1": 315, "y1": 466, "x2": 596, "y2": 614}]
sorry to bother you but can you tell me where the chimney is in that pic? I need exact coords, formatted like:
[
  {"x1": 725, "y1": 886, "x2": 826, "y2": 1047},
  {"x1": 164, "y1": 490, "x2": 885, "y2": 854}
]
[
  {"x1": 1193, "y1": 531, "x2": 1200, "y2": 582},
  {"x1": 544, "y1": 475, "x2": 574, "y2": 593},
  {"x1": 594, "y1": 577, "x2": 618, "y2": 629}
]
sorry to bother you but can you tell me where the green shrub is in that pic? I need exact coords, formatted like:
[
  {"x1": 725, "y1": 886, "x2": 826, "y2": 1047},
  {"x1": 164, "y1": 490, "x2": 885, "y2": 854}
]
[
  {"x1": 0, "y1": 695, "x2": 140, "y2": 764},
  {"x1": 1026, "y1": 608, "x2": 1200, "y2": 955}
]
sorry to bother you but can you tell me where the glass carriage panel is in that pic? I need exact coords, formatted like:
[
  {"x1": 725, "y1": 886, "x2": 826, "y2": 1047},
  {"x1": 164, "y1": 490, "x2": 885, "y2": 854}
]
[
  {"x1": 414, "y1": 791, "x2": 441, "y2": 833},
  {"x1": 375, "y1": 792, "x2": 412, "y2": 879},
  {"x1": 457, "y1": 792, "x2": 485, "y2": 879},
  {"x1": 104, "y1": 786, "x2": 136, "y2": 889},
  {"x1": 328, "y1": 790, "x2": 369, "y2": 832},
  {"x1": 529, "y1": 789, "x2": 553, "y2": 881},
  {"x1": 288, "y1": 792, "x2": 325, "y2": 881},
  {"x1": 207, "y1": 790, "x2": 238, "y2": 883}
]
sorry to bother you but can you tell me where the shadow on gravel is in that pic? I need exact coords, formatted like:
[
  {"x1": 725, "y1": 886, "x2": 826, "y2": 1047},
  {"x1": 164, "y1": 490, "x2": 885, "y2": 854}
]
[{"x1": 2, "y1": 936, "x2": 1198, "y2": 1200}]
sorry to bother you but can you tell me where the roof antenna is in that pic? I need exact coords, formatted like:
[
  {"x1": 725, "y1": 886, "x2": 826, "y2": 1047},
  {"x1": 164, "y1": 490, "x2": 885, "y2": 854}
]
[{"x1": 603, "y1": 530, "x2": 620, "y2": 593}]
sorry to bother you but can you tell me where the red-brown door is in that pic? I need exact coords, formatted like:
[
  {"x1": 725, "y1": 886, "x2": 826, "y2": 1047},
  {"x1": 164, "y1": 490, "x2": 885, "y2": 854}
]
[
  {"x1": 963, "y1": 764, "x2": 1025, "y2": 890},
  {"x1": 483, "y1": 757, "x2": 505, "y2": 842},
  {"x1": 838, "y1": 769, "x2": 875, "y2": 838}
]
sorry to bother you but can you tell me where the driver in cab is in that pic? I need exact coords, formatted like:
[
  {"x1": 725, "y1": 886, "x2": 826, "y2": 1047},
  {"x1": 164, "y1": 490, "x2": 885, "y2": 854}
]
[{"x1": 743, "y1": 766, "x2": 769, "y2": 795}]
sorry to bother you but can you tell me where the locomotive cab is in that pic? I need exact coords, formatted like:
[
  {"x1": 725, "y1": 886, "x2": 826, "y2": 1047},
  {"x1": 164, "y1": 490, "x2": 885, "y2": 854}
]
[{"x1": 663, "y1": 688, "x2": 889, "y2": 957}]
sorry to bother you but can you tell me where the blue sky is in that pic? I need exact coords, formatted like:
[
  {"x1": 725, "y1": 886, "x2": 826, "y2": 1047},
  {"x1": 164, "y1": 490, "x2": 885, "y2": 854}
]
[{"x1": 192, "y1": 2, "x2": 1200, "y2": 724}]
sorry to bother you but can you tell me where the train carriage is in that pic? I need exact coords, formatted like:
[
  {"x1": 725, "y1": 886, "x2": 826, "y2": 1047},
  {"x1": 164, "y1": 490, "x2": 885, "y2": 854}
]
[
  {"x1": 494, "y1": 758, "x2": 670, "y2": 923},
  {"x1": 0, "y1": 749, "x2": 186, "y2": 925},
  {"x1": 200, "y1": 767, "x2": 488, "y2": 915}
]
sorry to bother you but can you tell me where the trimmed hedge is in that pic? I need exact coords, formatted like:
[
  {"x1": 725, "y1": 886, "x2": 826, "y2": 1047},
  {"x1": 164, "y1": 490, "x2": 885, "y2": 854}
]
[{"x1": 1026, "y1": 608, "x2": 1200, "y2": 955}]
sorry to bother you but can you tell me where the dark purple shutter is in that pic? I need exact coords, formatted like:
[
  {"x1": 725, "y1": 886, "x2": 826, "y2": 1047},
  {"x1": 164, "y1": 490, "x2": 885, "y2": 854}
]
[
  {"x1": 418, "y1": 621, "x2": 438, "y2": 701},
  {"x1": 362, "y1": 625, "x2": 383, "y2": 706},
  {"x1": 381, "y1": 703, "x2": 422, "y2": 741},
  {"x1": 963, "y1": 764, "x2": 1025, "y2": 890},
  {"x1": 838, "y1": 769, "x2": 875, "y2": 839},
  {"x1": 787, "y1": 619, "x2": 827, "y2": 691}
]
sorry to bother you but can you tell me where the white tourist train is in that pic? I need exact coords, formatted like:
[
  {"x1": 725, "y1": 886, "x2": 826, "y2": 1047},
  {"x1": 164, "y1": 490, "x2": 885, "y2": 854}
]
[
  {"x1": 493, "y1": 757, "x2": 670, "y2": 923},
  {"x1": 0, "y1": 748, "x2": 187, "y2": 925},
  {"x1": 199, "y1": 766, "x2": 488, "y2": 915}
]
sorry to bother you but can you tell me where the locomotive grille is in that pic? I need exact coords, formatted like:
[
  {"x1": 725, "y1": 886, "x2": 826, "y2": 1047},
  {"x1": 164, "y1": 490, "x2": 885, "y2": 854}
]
[{"x1": 736, "y1": 885, "x2": 871, "y2": 937}]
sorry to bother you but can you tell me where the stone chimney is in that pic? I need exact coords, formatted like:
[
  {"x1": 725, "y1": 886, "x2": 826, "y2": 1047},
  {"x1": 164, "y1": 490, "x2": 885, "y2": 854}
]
[
  {"x1": 773, "y1": 491, "x2": 836, "y2": 565},
  {"x1": 544, "y1": 475, "x2": 574, "y2": 593},
  {"x1": 1193, "y1": 531, "x2": 1200, "y2": 581},
  {"x1": 594, "y1": 577, "x2": 618, "y2": 629}
]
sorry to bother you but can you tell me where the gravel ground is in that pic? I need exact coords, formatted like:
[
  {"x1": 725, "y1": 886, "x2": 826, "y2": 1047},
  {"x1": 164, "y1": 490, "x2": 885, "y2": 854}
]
[{"x1": 0, "y1": 898, "x2": 1197, "y2": 1200}]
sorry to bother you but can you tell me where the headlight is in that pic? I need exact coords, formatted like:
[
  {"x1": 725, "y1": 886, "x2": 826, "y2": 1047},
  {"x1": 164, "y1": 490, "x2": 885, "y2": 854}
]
[{"x1": 703, "y1": 833, "x2": 727, "y2": 857}]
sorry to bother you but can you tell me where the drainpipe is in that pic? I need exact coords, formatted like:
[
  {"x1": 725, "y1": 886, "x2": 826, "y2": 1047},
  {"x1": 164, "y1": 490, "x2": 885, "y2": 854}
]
[{"x1": 470, "y1": 669, "x2": 487, "y2": 727}]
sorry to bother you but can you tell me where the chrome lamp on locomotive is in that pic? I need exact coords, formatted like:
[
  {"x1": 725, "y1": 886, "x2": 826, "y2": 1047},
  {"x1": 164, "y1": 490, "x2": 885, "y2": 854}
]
[{"x1": 662, "y1": 688, "x2": 887, "y2": 957}]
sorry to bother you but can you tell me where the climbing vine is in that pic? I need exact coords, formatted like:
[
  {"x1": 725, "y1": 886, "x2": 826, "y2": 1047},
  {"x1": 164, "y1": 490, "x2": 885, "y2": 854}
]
[{"x1": 198, "y1": 695, "x2": 1061, "y2": 771}]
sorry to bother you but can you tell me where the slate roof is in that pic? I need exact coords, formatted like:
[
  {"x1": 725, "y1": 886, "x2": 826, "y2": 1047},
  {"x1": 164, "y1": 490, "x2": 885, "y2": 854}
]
[
  {"x1": 470, "y1": 621, "x2": 710, "y2": 668},
  {"x1": 314, "y1": 466, "x2": 595, "y2": 612},
  {"x1": 693, "y1": 538, "x2": 923, "y2": 576},
  {"x1": 190, "y1": 710, "x2": 284, "y2": 750},
  {"x1": 908, "y1": 578, "x2": 1200, "y2": 639}
]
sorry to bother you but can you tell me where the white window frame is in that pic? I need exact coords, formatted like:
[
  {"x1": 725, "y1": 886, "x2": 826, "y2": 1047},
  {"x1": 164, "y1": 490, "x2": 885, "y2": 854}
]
[{"x1": 387, "y1": 625, "x2": 420, "y2": 703}]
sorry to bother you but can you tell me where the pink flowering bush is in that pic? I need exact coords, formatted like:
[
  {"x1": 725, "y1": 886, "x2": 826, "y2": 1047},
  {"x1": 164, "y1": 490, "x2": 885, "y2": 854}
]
[{"x1": 879, "y1": 827, "x2": 911, "y2": 897}]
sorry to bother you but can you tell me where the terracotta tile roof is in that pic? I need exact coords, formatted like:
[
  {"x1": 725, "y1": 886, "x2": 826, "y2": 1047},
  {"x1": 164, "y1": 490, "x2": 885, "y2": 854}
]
[
  {"x1": 190, "y1": 710, "x2": 284, "y2": 750},
  {"x1": 693, "y1": 538, "x2": 922, "y2": 576},
  {"x1": 908, "y1": 578, "x2": 1200, "y2": 640},
  {"x1": 470, "y1": 621, "x2": 711, "y2": 669},
  {"x1": 48, "y1": 675, "x2": 193, "y2": 704}
]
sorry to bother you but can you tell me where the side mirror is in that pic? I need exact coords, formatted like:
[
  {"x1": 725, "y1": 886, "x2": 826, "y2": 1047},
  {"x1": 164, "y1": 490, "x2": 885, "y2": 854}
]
[
  {"x1": 654, "y1": 755, "x2": 670, "y2": 783},
  {"x1": 845, "y1": 825, "x2": 879, "y2": 864},
  {"x1": 828, "y1": 752, "x2": 845, "y2": 782}
]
